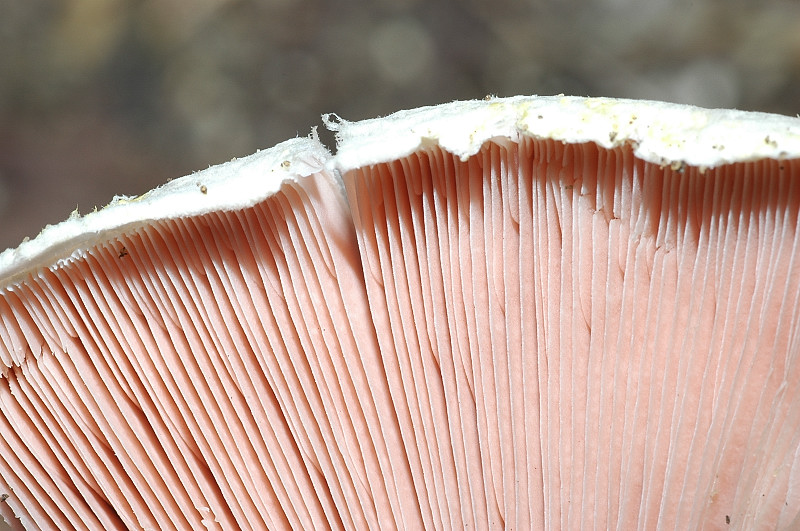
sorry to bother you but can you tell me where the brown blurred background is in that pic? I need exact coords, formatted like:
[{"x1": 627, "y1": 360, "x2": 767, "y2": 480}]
[{"x1": 1, "y1": 0, "x2": 800, "y2": 252}]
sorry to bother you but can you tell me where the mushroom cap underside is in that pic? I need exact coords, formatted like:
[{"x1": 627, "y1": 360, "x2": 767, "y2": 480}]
[{"x1": 0, "y1": 96, "x2": 799, "y2": 530}]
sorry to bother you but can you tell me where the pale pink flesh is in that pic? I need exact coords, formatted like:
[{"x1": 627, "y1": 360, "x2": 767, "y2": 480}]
[{"x1": 0, "y1": 138, "x2": 798, "y2": 529}]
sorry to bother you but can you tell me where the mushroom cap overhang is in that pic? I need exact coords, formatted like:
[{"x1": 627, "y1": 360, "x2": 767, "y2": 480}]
[
  {"x1": 4, "y1": 95, "x2": 800, "y2": 289},
  {"x1": 1, "y1": 95, "x2": 800, "y2": 530},
  {"x1": 3, "y1": 95, "x2": 800, "y2": 288},
  {"x1": 326, "y1": 94, "x2": 800, "y2": 170},
  {"x1": 0, "y1": 136, "x2": 331, "y2": 289}
]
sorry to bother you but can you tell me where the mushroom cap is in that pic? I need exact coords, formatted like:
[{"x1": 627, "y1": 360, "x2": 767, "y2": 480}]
[
  {"x1": 0, "y1": 136, "x2": 330, "y2": 289},
  {"x1": 1, "y1": 95, "x2": 799, "y2": 529},
  {"x1": 327, "y1": 95, "x2": 800, "y2": 170}
]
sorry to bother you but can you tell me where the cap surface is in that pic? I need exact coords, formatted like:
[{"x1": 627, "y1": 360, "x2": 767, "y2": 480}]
[{"x1": 328, "y1": 95, "x2": 800, "y2": 170}]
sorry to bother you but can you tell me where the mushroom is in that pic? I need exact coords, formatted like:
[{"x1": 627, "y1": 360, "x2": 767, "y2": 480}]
[{"x1": 1, "y1": 95, "x2": 799, "y2": 529}]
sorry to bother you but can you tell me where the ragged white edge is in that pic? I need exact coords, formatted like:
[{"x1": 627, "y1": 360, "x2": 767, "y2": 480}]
[
  {"x1": 5, "y1": 95, "x2": 800, "y2": 291},
  {"x1": 327, "y1": 94, "x2": 800, "y2": 173},
  {"x1": 0, "y1": 135, "x2": 331, "y2": 289}
]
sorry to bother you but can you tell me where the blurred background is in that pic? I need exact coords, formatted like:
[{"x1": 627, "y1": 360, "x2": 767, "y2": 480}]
[{"x1": 1, "y1": 0, "x2": 800, "y2": 252}]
